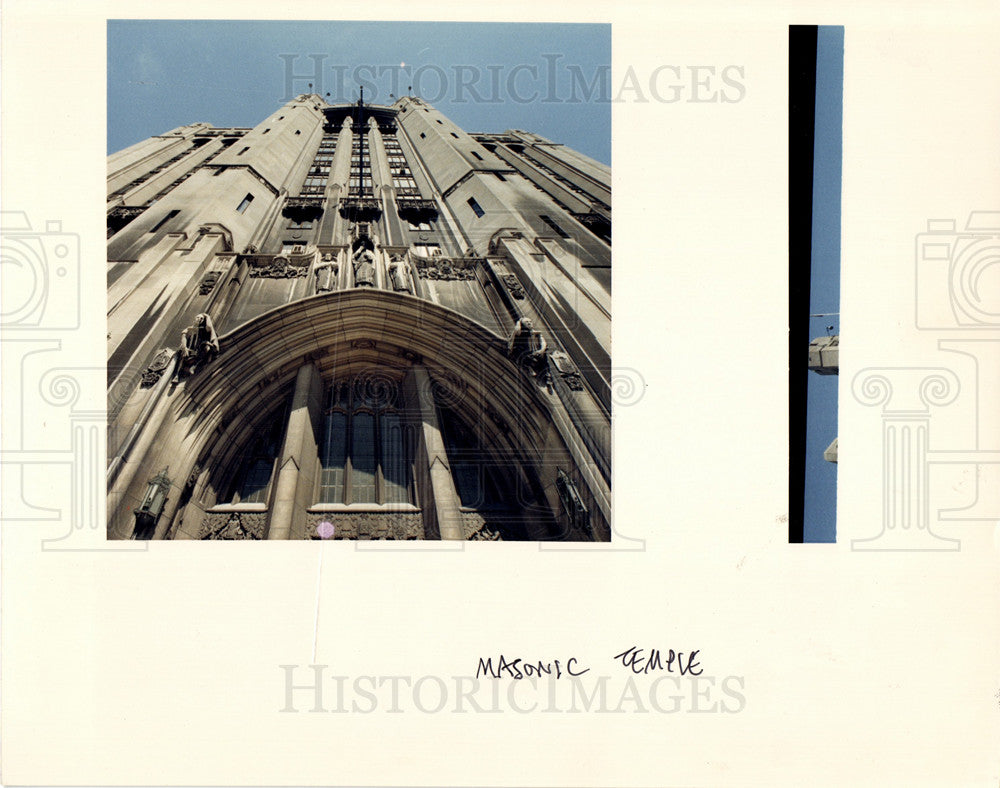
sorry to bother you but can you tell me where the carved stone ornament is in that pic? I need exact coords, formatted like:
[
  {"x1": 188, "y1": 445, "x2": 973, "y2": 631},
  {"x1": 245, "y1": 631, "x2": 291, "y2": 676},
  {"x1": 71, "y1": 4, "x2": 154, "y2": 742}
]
[
  {"x1": 549, "y1": 350, "x2": 584, "y2": 391},
  {"x1": 199, "y1": 270, "x2": 222, "y2": 295},
  {"x1": 396, "y1": 197, "x2": 438, "y2": 222},
  {"x1": 468, "y1": 524, "x2": 503, "y2": 541},
  {"x1": 282, "y1": 196, "x2": 325, "y2": 220},
  {"x1": 141, "y1": 348, "x2": 175, "y2": 387},
  {"x1": 501, "y1": 273, "x2": 526, "y2": 299},
  {"x1": 200, "y1": 511, "x2": 266, "y2": 540},
  {"x1": 307, "y1": 513, "x2": 423, "y2": 540},
  {"x1": 415, "y1": 257, "x2": 476, "y2": 281},
  {"x1": 248, "y1": 255, "x2": 309, "y2": 278},
  {"x1": 339, "y1": 197, "x2": 381, "y2": 220}
]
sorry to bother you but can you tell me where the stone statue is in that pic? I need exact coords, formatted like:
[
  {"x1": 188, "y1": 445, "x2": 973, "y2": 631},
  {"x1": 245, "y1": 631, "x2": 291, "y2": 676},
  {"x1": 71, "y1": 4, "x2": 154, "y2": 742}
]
[
  {"x1": 507, "y1": 317, "x2": 547, "y2": 377},
  {"x1": 314, "y1": 260, "x2": 339, "y2": 293},
  {"x1": 353, "y1": 249, "x2": 376, "y2": 287},
  {"x1": 175, "y1": 312, "x2": 219, "y2": 380},
  {"x1": 351, "y1": 236, "x2": 377, "y2": 287},
  {"x1": 389, "y1": 261, "x2": 411, "y2": 293}
]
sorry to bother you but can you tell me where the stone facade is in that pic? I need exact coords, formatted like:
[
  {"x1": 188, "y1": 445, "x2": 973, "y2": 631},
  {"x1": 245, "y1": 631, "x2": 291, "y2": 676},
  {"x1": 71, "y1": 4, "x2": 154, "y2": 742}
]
[
  {"x1": 305, "y1": 513, "x2": 425, "y2": 540},
  {"x1": 107, "y1": 94, "x2": 611, "y2": 542}
]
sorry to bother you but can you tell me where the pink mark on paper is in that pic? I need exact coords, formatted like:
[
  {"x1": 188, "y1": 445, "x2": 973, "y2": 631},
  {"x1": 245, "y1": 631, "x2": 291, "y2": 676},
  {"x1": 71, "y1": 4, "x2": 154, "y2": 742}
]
[{"x1": 316, "y1": 521, "x2": 335, "y2": 539}]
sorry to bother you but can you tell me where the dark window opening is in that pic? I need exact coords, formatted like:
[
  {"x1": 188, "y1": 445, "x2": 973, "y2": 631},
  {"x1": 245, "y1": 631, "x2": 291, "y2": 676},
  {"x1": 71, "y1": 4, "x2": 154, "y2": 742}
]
[
  {"x1": 467, "y1": 197, "x2": 485, "y2": 218},
  {"x1": 237, "y1": 146, "x2": 249, "y2": 156},
  {"x1": 450, "y1": 132, "x2": 459, "y2": 139},
  {"x1": 224, "y1": 398, "x2": 291, "y2": 505},
  {"x1": 262, "y1": 128, "x2": 270, "y2": 135},
  {"x1": 318, "y1": 380, "x2": 411, "y2": 505},
  {"x1": 236, "y1": 193, "x2": 254, "y2": 213},
  {"x1": 471, "y1": 151, "x2": 483, "y2": 161}
]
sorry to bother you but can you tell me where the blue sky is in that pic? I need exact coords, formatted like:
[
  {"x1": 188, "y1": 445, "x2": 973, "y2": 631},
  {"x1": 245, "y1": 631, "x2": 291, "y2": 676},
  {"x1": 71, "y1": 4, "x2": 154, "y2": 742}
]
[
  {"x1": 804, "y1": 26, "x2": 844, "y2": 543},
  {"x1": 107, "y1": 20, "x2": 838, "y2": 540},
  {"x1": 107, "y1": 20, "x2": 611, "y2": 163}
]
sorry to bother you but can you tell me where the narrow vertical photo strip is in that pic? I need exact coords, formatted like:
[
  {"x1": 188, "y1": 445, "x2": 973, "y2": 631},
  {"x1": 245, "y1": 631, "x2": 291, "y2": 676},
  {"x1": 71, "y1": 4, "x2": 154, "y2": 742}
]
[{"x1": 788, "y1": 25, "x2": 843, "y2": 542}]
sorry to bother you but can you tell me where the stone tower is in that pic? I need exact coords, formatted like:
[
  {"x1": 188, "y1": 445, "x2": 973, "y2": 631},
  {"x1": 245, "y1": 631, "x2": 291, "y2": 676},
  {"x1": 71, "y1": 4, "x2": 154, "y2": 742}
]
[{"x1": 106, "y1": 93, "x2": 611, "y2": 541}]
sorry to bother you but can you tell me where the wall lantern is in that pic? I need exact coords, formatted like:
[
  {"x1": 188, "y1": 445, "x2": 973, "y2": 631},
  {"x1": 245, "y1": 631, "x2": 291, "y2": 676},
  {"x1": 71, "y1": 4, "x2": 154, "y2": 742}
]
[
  {"x1": 133, "y1": 468, "x2": 172, "y2": 539},
  {"x1": 556, "y1": 468, "x2": 588, "y2": 533}
]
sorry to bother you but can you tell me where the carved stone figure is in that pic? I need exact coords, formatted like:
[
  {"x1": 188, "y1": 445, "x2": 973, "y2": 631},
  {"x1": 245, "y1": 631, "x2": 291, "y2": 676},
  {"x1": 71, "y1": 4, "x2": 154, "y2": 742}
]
[
  {"x1": 507, "y1": 317, "x2": 547, "y2": 377},
  {"x1": 314, "y1": 261, "x2": 339, "y2": 293},
  {"x1": 353, "y1": 250, "x2": 376, "y2": 286},
  {"x1": 389, "y1": 262, "x2": 411, "y2": 293},
  {"x1": 351, "y1": 234, "x2": 377, "y2": 287},
  {"x1": 175, "y1": 312, "x2": 219, "y2": 380}
]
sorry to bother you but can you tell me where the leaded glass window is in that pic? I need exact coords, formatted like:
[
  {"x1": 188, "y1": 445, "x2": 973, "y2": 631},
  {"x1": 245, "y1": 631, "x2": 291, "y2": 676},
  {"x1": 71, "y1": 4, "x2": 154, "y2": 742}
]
[{"x1": 317, "y1": 378, "x2": 411, "y2": 505}]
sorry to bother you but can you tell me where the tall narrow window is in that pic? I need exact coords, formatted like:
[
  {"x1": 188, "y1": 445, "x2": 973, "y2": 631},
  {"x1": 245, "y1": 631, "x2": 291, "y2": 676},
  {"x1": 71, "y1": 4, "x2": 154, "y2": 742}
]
[
  {"x1": 319, "y1": 411, "x2": 347, "y2": 503},
  {"x1": 471, "y1": 151, "x2": 483, "y2": 161},
  {"x1": 237, "y1": 146, "x2": 249, "y2": 156},
  {"x1": 236, "y1": 193, "x2": 254, "y2": 213},
  {"x1": 299, "y1": 134, "x2": 336, "y2": 196},
  {"x1": 317, "y1": 379, "x2": 411, "y2": 505},
  {"x1": 226, "y1": 398, "x2": 291, "y2": 505},
  {"x1": 467, "y1": 197, "x2": 485, "y2": 218},
  {"x1": 349, "y1": 132, "x2": 373, "y2": 197},
  {"x1": 350, "y1": 412, "x2": 377, "y2": 503},
  {"x1": 380, "y1": 413, "x2": 408, "y2": 504}
]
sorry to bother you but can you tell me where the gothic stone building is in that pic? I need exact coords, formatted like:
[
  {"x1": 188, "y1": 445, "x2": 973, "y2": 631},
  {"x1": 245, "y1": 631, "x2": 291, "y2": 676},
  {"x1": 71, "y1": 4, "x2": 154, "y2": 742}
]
[{"x1": 106, "y1": 94, "x2": 611, "y2": 541}]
